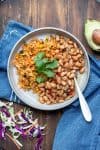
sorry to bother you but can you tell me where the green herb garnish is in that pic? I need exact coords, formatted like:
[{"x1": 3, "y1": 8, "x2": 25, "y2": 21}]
[
  {"x1": 42, "y1": 69, "x2": 55, "y2": 78},
  {"x1": 36, "y1": 76, "x2": 46, "y2": 83},
  {"x1": 34, "y1": 52, "x2": 58, "y2": 83},
  {"x1": 34, "y1": 52, "x2": 45, "y2": 62},
  {"x1": 46, "y1": 59, "x2": 58, "y2": 69}
]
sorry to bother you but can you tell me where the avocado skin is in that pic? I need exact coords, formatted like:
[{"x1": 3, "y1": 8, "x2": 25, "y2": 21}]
[{"x1": 84, "y1": 20, "x2": 100, "y2": 52}]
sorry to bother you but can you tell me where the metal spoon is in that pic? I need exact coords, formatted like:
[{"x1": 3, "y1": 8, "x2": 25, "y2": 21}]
[{"x1": 74, "y1": 77, "x2": 92, "y2": 122}]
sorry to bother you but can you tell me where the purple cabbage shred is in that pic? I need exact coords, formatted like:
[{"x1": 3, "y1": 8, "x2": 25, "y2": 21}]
[{"x1": 0, "y1": 121, "x2": 5, "y2": 139}]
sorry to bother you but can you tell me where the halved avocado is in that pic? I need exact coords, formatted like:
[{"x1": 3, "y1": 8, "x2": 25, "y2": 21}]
[{"x1": 84, "y1": 19, "x2": 100, "y2": 52}]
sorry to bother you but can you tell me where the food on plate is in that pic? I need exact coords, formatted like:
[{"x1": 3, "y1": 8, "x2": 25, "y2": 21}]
[
  {"x1": 84, "y1": 19, "x2": 100, "y2": 51},
  {"x1": 13, "y1": 35, "x2": 85, "y2": 104}
]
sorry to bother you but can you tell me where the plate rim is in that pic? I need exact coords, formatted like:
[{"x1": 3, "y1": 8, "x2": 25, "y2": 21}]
[{"x1": 7, "y1": 27, "x2": 90, "y2": 111}]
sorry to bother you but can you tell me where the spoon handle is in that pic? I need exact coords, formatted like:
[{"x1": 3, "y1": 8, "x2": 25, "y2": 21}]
[{"x1": 74, "y1": 78, "x2": 92, "y2": 122}]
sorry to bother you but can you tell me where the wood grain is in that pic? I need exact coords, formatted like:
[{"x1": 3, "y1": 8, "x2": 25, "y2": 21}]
[{"x1": 0, "y1": 0, "x2": 100, "y2": 149}]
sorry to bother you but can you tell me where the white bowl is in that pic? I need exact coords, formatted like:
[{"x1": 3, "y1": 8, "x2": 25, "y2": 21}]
[{"x1": 7, "y1": 27, "x2": 90, "y2": 110}]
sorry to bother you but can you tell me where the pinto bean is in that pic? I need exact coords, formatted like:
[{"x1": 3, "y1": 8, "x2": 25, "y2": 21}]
[
  {"x1": 75, "y1": 62, "x2": 82, "y2": 67},
  {"x1": 50, "y1": 82, "x2": 56, "y2": 88},
  {"x1": 59, "y1": 99, "x2": 64, "y2": 103},
  {"x1": 59, "y1": 59, "x2": 63, "y2": 66},
  {"x1": 57, "y1": 66, "x2": 62, "y2": 72},
  {"x1": 39, "y1": 97, "x2": 44, "y2": 104},
  {"x1": 69, "y1": 59, "x2": 73, "y2": 67},
  {"x1": 69, "y1": 73, "x2": 75, "y2": 79},
  {"x1": 79, "y1": 67, "x2": 85, "y2": 74},
  {"x1": 56, "y1": 76, "x2": 61, "y2": 84},
  {"x1": 61, "y1": 72, "x2": 67, "y2": 77},
  {"x1": 46, "y1": 82, "x2": 51, "y2": 89},
  {"x1": 63, "y1": 76, "x2": 68, "y2": 81},
  {"x1": 61, "y1": 81, "x2": 66, "y2": 86},
  {"x1": 68, "y1": 80, "x2": 72, "y2": 86}
]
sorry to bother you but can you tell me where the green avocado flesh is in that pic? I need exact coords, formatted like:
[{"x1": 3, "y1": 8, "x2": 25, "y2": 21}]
[{"x1": 85, "y1": 20, "x2": 100, "y2": 51}]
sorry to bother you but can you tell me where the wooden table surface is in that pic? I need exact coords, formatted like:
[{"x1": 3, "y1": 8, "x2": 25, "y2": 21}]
[{"x1": 0, "y1": 0, "x2": 100, "y2": 150}]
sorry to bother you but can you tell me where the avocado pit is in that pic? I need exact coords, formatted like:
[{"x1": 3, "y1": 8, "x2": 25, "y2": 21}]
[{"x1": 92, "y1": 29, "x2": 100, "y2": 45}]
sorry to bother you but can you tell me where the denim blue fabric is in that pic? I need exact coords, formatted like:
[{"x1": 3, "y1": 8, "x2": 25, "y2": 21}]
[
  {"x1": 0, "y1": 21, "x2": 100, "y2": 150},
  {"x1": 53, "y1": 56, "x2": 100, "y2": 150}
]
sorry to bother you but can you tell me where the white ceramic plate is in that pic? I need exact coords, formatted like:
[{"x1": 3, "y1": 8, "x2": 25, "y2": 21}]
[{"x1": 7, "y1": 27, "x2": 90, "y2": 110}]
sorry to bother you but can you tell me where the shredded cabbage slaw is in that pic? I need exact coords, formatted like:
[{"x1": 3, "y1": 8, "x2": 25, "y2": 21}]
[{"x1": 0, "y1": 101, "x2": 45, "y2": 150}]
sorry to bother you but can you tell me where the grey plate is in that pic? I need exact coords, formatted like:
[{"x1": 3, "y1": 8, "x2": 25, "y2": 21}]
[{"x1": 7, "y1": 27, "x2": 90, "y2": 110}]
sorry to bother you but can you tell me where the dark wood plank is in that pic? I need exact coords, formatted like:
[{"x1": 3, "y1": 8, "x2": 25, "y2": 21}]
[{"x1": 0, "y1": 0, "x2": 100, "y2": 150}]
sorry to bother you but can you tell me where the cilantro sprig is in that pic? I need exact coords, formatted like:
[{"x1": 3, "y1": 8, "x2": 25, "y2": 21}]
[{"x1": 34, "y1": 52, "x2": 58, "y2": 83}]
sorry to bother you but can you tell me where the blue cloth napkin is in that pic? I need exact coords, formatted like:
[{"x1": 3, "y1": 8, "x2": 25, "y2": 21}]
[{"x1": 0, "y1": 21, "x2": 100, "y2": 150}]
